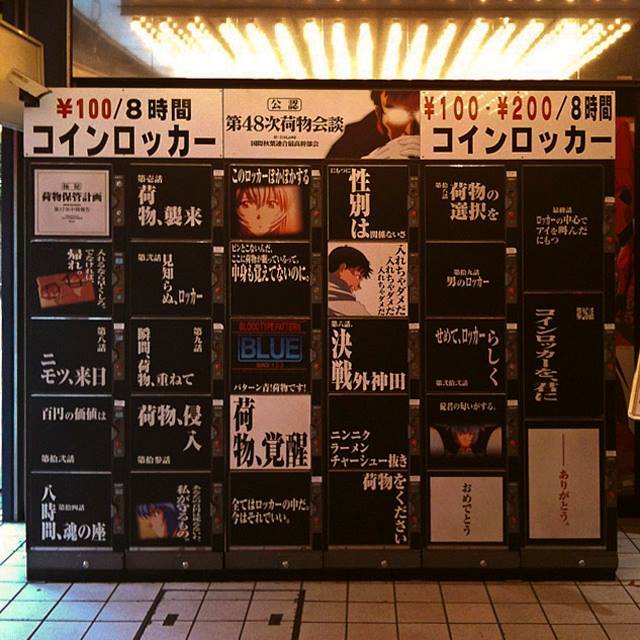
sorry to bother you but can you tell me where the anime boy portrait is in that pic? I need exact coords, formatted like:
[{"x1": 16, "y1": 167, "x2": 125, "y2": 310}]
[
  {"x1": 328, "y1": 245, "x2": 372, "y2": 316},
  {"x1": 234, "y1": 184, "x2": 303, "y2": 238},
  {"x1": 327, "y1": 90, "x2": 420, "y2": 159},
  {"x1": 136, "y1": 502, "x2": 184, "y2": 540},
  {"x1": 430, "y1": 424, "x2": 502, "y2": 459}
]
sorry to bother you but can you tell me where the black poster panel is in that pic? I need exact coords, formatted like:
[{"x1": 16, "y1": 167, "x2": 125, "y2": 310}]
[
  {"x1": 327, "y1": 165, "x2": 408, "y2": 240},
  {"x1": 29, "y1": 397, "x2": 112, "y2": 471},
  {"x1": 228, "y1": 472, "x2": 310, "y2": 547},
  {"x1": 523, "y1": 293, "x2": 603, "y2": 418},
  {"x1": 127, "y1": 164, "x2": 212, "y2": 240},
  {"x1": 329, "y1": 395, "x2": 409, "y2": 470},
  {"x1": 522, "y1": 164, "x2": 603, "y2": 291},
  {"x1": 29, "y1": 242, "x2": 112, "y2": 317},
  {"x1": 328, "y1": 471, "x2": 409, "y2": 546},
  {"x1": 329, "y1": 318, "x2": 408, "y2": 394},
  {"x1": 131, "y1": 319, "x2": 211, "y2": 394},
  {"x1": 130, "y1": 473, "x2": 211, "y2": 547},
  {"x1": 29, "y1": 320, "x2": 112, "y2": 394},
  {"x1": 130, "y1": 242, "x2": 212, "y2": 316},
  {"x1": 425, "y1": 319, "x2": 505, "y2": 393},
  {"x1": 230, "y1": 242, "x2": 310, "y2": 316},
  {"x1": 427, "y1": 395, "x2": 505, "y2": 467},
  {"x1": 30, "y1": 473, "x2": 111, "y2": 547},
  {"x1": 227, "y1": 165, "x2": 311, "y2": 240},
  {"x1": 425, "y1": 242, "x2": 505, "y2": 317},
  {"x1": 131, "y1": 397, "x2": 212, "y2": 470},
  {"x1": 424, "y1": 165, "x2": 506, "y2": 241},
  {"x1": 230, "y1": 318, "x2": 310, "y2": 394}
]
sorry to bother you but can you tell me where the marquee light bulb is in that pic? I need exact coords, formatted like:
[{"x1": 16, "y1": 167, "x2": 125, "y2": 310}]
[
  {"x1": 356, "y1": 22, "x2": 374, "y2": 79},
  {"x1": 402, "y1": 23, "x2": 428, "y2": 78},
  {"x1": 381, "y1": 21, "x2": 403, "y2": 79},
  {"x1": 332, "y1": 21, "x2": 352, "y2": 79},
  {"x1": 303, "y1": 20, "x2": 330, "y2": 78},
  {"x1": 274, "y1": 22, "x2": 307, "y2": 78},
  {"x1": 424, "y1": 22, "x2": 457, "y2": 78}
]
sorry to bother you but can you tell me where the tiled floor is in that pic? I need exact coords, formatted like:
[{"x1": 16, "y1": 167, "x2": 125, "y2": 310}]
[{"x1": 2, "y1": 522, "x2": 640, "y2": 639}]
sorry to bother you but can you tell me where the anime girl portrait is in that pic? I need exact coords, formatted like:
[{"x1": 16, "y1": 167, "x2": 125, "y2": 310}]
[
  {"x1": 234, "y1": 184, "x2": 304, "y2": 238},
  {"x1": 430, "y1": 424, "x2": 502, "y2": 460},
  {"x1": 136, "y1": 502, "x2": 185, "y2": 540}
]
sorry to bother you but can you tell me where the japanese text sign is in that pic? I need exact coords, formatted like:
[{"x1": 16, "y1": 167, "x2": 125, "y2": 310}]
[
  {"x1": 25, "y1": 89, "x2": 223, "y2": 158},
  {"x1": 420, "y1": 91, "x2": 615, "y2": 160}
]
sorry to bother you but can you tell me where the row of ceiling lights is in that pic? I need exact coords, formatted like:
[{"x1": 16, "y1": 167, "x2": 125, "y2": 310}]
[{"x1": 130, "y1": 15, "x2": 633, "y2": 79}]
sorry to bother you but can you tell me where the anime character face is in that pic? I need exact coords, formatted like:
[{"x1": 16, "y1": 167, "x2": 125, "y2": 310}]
[
  {"x1": 338, "y1": 265, "x2": 366, "y2": 292},
  {"x1": 377, "y1": 91, "x2": 420, "y2": 140},
  {"x1": 136, "y1": 502, "x2": 182, "y2": 540},
  {"x1": 236, "y1": 186, "x2": 289, "y2": 237}
]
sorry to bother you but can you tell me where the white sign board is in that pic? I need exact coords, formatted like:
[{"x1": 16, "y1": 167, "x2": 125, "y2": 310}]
[
  {"x1": 34, "y1": 168, "x2": 110, "y2": 236},
  {"x1": 25, "y1": 88, "x2": 223, "y2": 158},
  {"x1": 528, "y1": 428, "x2": 601, "y2": 540},
  {"x1": 420, "y1": 90, "x2": 615, "y2": 160}
]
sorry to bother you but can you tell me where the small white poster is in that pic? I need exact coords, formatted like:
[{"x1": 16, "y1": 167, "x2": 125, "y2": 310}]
[
  {"x1": 430, "y1": 475, "x2": 504, "y2": 543},
  {"x1": 327, "y1": 241, "x2": 408, "y2": 317},
  {"x1": 420, "y1": 90, "x2": 615, "y2": 160},
  {"x1": 34, "y1": 168, "x2": 110, "y2": 237},
  {"x1": 229, "y1": 394, "x2": 311, "y2": 471},
  {"x1": 528, "y1": 428, "x2": 601, "y2": 539}
]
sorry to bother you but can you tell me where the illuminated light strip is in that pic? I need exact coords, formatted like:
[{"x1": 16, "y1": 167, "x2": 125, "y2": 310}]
[
  {"x1": 470, "y1": 19, "x2": 517, "y2": 79},
  {"x1": 246, "y1": 22, "x2": 285, "y2": 78},
  {"x1": 332, "y1": 21, "x2": 352, "y2": 79},
  {"x1": 356, "y1": 22, "x2": 374, "y2": 79},
  {"x1": 130, "y1": 15, "x2": 635, "y2": 80},
  {"x1": 381, "y1": 21, "x2": 403, "y2": 79},
  {"x1": 219, "y1": 19, "x2": 255, "y2": 71},
  {"x1": 303, "y1": 20, "x2": 331, "y2": 78},
  {"x1": 401, "y1": 23, "x2": 428, "y2": 79},
  {"x1": 274, "y1": 22, "x2": 307, "y2": 78},
  {"x1": 498, "y1": 19, "x2": 546, "y2": 78},
  {"x1": 446, "y1": 19, "x2": 490, "y2": 79},
  {"x1": 424, "y1": 22, "x2": 457, "y2": 78}
]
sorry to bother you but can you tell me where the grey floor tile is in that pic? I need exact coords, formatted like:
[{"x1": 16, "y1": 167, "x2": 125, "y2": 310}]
[
  {"x1": 449, "y1": 623, "x2": 502, "y2": 640},
  {"x1": 204, "y1": 590, "x2": 252, "y2": 601},
  {"x1": 83, "y1": 621, "x2": 140, "y2": 640},
  {"x1": 241, "y1": 620, "x2": 294, "y2": 640},
  {"x1": 0, "y1": 581, "x2": 24, "y2": 600},
  {"x1": 210, "y1": 581, "x2": 256, "y2": 591},
  {"x1": 552, "y1": 624, "x2": 608, "y2": 640},
  {"x1": 0, "y1": 599, "x2": 54, "y2": 620},
  {"x1": 603, "y1": 624, "x2": 640, "y2": 640},
  {"x1": 348, "y1": 581, "x2": 394, "y2": 602},
  {"x1": 254, "y1": 581, "x2": 301, "y2": 591},
  {"x1": 398, "y1": 623, "x2": 449, "y2": 640},
  {"x1": 347, "y1": 623, "x2": 398, "y2": 640},
  {"x1": 252, "y1": 590, "x2": 299, "y2": 601},
  {"x1": 110, "y1": 582, "x2": 162, "y2": 601},
  {"x1": 197, "y1": 599, "x2": 249, "y2": 621},
  {"x1": 445, "y1": 603, "x2": 496, "y2": 623},
  {"x1": 501, "y1": 624, "x2": 555, "y2": 640},
  {"x1": 303, "y1": 582, "x2": 347, "y2": 602},
  {"x1": 96, "y1": 601, "x2": 153, "y2": 622},
  {"x1": 534, "y1": 584, "x2": 585, "y2": 603},
  {"x1": 151, "y1": 599, "x2": 201, "y2": 622},
  {"x1": 616, "y1": 569, "x2": 640, "y2": 581},
  {"x1": 348, "y1": 602, "x2": 396, "y2": 623},
  {"x1": 541, "y1": 603, "x2": 598, "y2": 624},
  {"x1": 301, "y1": 601, "x2": 346, "y2": 622},
  {"x1": 622, "y1": 584, "x2": 640, "y2": 602},
  {"x1": 46, "y1": 600, "x2": 102, "y2": 621},
  {"x1": 3, "y1": 551, "x2": 27, "y2": 566},
  {"x1": 163, "y1": 582, "x2": 209, "y2": 590},
  {"x1": 396, "y1": 602, "x2": 446, "y2": 623},
  {"x1": 141, "y1": 620, "x2": 191, "y2": 640},
  {"x1": 160, "y1": 589, "x2": 205, "y2": 601},
  {"x1": 0, "y1": 566, "x2": 27, "y2": 582},
  {"x1": 63, "y1": 583, "x2": 116, "y2": 601},
  {"x1": 591, "y1": 603, "x2": 640, "y2": 624},
  {"x1": 246, "y1": 600, "x2": 297, "y2": 621},
  {"x1": 15, "y1": 582, "x2": 69, "y2": 600},
  {"x1": 188, "y1": 621, "x2": 243, "y2": 640},
  {"x1": 487, "y1": 583, "x2": 537, "y2": 604},
  {"x1": 394, "y1": 582, "x2": 441, "y2": 603},
  {"x1": 31, "y1": 620, "x2": 90, "y2": 640},
  {"x1": 299, "y1": 622, "x2": 346, "y2": 640},
  {"x1": 579, "y1": 585, "x2": 633, "y2": 604},
  {"x1": 493, "y1": 603, "x2": 546, "y2": 624},
  {"x1": 441, "y1": 583, "x2": 489, "y2": 603},
  {"x1": 0, "y1": 619, "x2": 39, "y2": 639},
  {"x1": 618, "y1": 554, "x2": 640, "y2": 568}
]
